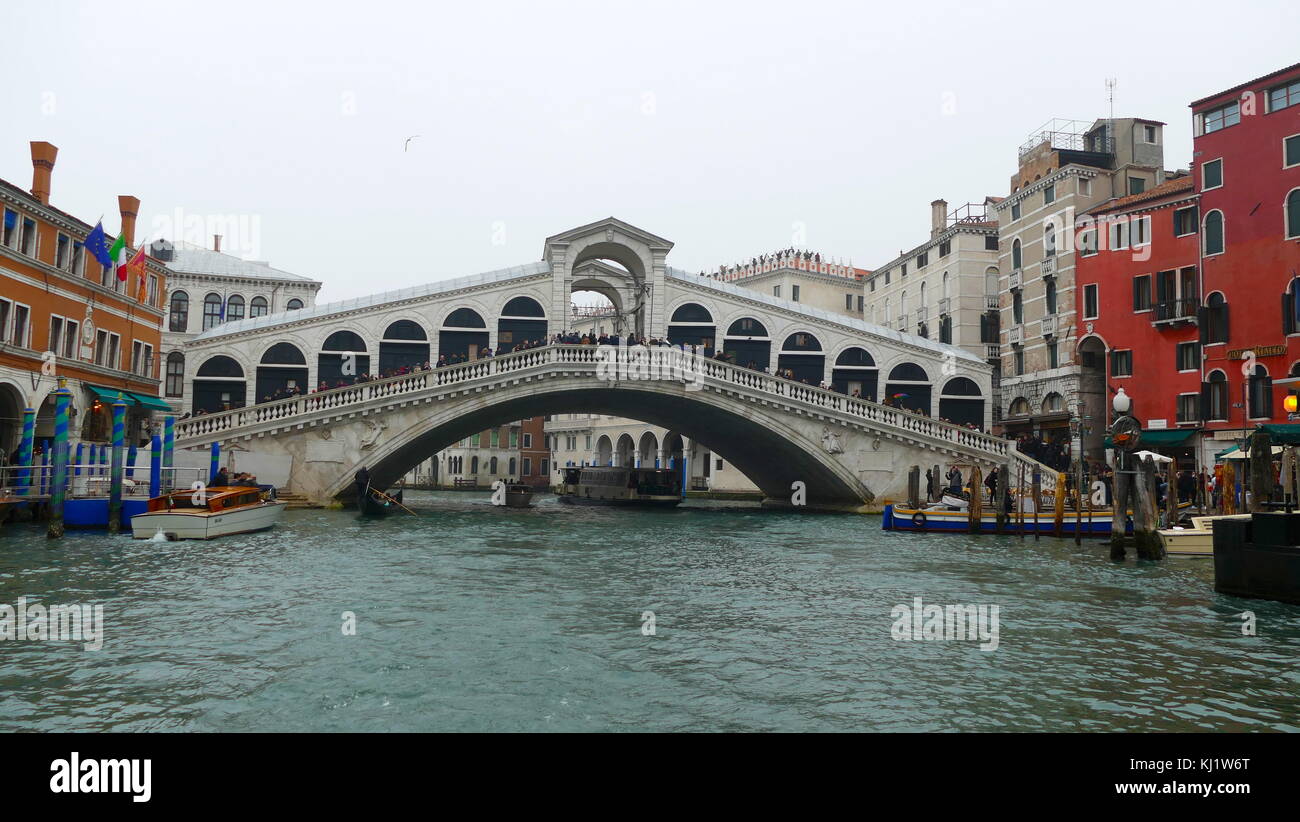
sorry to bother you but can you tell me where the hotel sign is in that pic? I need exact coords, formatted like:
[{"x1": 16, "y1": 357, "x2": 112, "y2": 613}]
[{"x1": 1228, "y1": 345, "x2": 1287, "y2": 359}]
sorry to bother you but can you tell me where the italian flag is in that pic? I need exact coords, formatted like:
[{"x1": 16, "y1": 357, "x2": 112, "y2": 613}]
[{"x1": 109, "y1": 234, "x2": 128, "y2": 281}]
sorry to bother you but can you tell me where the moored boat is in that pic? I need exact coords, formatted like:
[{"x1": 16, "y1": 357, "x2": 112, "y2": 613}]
[
  {"x1": 504, "y1": 483, "x2": 534, "y2": 508},
  {"x1": 358, "y1": 485, "x2": 403, "y2": 516},
  {"x1": 557, "y1": 466, "x2": 681, "y2": 507},
  {"x1": 130, "y1": 487, "x2": 286, "y2": 540},
  {"x1": 1159, "y1": 514, "x2": 1252, "y2": 556},
  {"x1": 884, "y1": 498, "x2": 1195, "y2": 535}
]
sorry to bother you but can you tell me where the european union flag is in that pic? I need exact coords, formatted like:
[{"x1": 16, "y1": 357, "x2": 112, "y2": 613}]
[{"x1": 85, "y1": 221, "x2": 114, "y2": 270}]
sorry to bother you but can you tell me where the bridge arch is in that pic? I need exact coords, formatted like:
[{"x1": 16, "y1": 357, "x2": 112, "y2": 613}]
[
  {"x1": 379, "y1": 319, "x2": 430, "y2": 374},
  {"x1": 777, "y1": 330, "x2": 824, "y2": 384},
  {"x1": 193, "y1": 354, "x2": 246, "y2": 413},
  {"x1": 439, "y1": 306, "x2": 489, "y2": 362},
  {"x1": 595, "y1": 434, "x2": 613, "y2": 466},
  {"x1": 830, "y1": 345, "x2": 878, "y2": 400}
]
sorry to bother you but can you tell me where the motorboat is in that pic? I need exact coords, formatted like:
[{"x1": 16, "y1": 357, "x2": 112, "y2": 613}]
[
  {"x1": 130, "y1": 486, "x2": 286, "y2": 540},
  {"x1": 1159, "y1": 514, "x2": 1252, "y2": 556},
  {"x1": 556, "y1": 466, "x2": 681, "y2": 507}
]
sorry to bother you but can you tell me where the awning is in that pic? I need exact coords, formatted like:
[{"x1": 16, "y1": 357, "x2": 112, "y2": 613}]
[
  {"x1": 85, "y1": 385, "x2": 173, "y2": 412},
  {"x1": 1103, "y1": 428, "x2": 1197, "y2": 448},
  {"x1": 1253, "y1": 423, "x2": 1300, "y2": 445},
  {"x1": 1217, "y1": 444, "x2": 1286, "y2": 460}
]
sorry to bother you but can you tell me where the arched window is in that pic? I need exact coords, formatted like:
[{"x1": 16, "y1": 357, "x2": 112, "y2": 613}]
[
  {"x1": 1008, "y1": 396, "x2": 1032, "y2": 416},
  {"x1": 470, "y1": 456, "x2": 479, "y2": 475},
  {"x1": 168, "y1": 291, "x2": 189, "y2": 332},
  {"x1": 202, "y1": 293, "x2": 223, "y2": 330},
  {"x1": 286, "y1": 298, "x2": 304, "y2": 310},
  {"x1": 226, "y1": 294, "x2": 245, "y2": 322},
  {"x1": 1204, "y1": 210, "x2": 1224, "y2": 255},
  {"x1": 1248, "y1": 364, "x2": 1272, "y2": 419},
  {"x1": 1012, "y1": 239, "x2": 1022, "y2": 270},
  {"x1": 1204, "y1": 291, "x2": 1229, "y2": 344},
  {"x1": 1013, "y1": 291, "x2": 1023, "y2": 324},
  {"x1": 1207, "y1": 370, "x2": 1228, "y2": 421},
  {"x1": 1044, "y1": 223, "x2": 1056, "y2": 257},
  {"x1": 501, "y1": 296, "x2": 545, "y2": 317},
  {"x1": 490, "y1": 457, "x2": 498, "y2": 475},
  {"x1": 941, "y1": 271, "x2": 950, "y2": 300},
  {"x1": 727, "y1": 317, "x2": 767, "y2": 337},
  {"x1": 383, "y1": 320, "x2": 427, "y2": 340},
  {"x1": 1287, "y1": 189, "x2": 1300, "y2": 240},
  {"x1": 250, "y1": 296, "x2": 269, "y2": 318},
  {"x1": 443, "y1": 308, "x2": 486, "y2": 328},
  {"x1": 508, "y1": 457, "x2": 517, "y2": 476},
  {"x1": 165, "y1": 351, "x2": 185, "y2": 397}
]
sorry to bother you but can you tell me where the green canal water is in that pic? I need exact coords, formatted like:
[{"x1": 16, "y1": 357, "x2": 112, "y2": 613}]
[{"x1": 1, "y1": 490, "x2": 1297, "y2": 732}]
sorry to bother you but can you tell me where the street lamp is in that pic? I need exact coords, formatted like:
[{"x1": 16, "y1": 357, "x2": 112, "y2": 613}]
[{"x1": 1113, "y1": 387, "x2": 1131, "y2": 415}]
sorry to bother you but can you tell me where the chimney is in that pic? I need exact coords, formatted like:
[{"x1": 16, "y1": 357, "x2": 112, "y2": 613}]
[
  {"x1": 118, "y1": 195, "x2": 140, "y2": 250},
  {"x1": 30, "y1": 141, "x2": 58, "y2": 205},
  {"x1": 213, "y1": 234, "x2": 222, "y2": 253},
  {"x1": 930, "y1": 199, "x2": 948, "y2": 238}
]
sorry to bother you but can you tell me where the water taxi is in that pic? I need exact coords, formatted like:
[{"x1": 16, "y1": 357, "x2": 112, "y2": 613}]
[
  {"x1": 131, "y1": 487, "x2": 286, "y2": 539},
  {"x1": 1158, "y1": 514, "x2": 1252, "y2": 556},
  {"x1": 557, "y1": 466, "x2": 681, "y2": 507},
  {"x1": 504, "y1": 483, "x2": 535, "y2": 508}
]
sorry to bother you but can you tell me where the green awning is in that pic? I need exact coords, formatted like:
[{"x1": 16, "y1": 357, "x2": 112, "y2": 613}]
[
  {"x1": 1253, "y1": 423, "x2": 1300, "y2": 445},
  {"x1": 1103, "y1": 428, "x2": 1196, "y2": 448},
  {"x1": 85, "y1": 385, "x2": 173, "y2": 412}
]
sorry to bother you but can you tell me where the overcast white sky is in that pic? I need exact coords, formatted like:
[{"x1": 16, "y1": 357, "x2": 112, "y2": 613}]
[{"x1": 4, "y1": 1, "x2": 1296, "y2": 302}]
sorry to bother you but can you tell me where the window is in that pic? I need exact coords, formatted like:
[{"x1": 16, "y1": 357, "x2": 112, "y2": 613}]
[
  {"x1": 1269, "y1": 79, "x2": 1300, "y2": 112},
  {"x1": 916, "y1": 252, "x2": 928, "y2": 268},
  {"x1": 1110, "y1": 218, "x2": 1129, "y2": 250},
  {"x1": 471, "y1": 433, "x2": 480, "y2": 447},
  {"x1": 1011, "y1": 239, "x2": 1022, "y2": 270},
  {"x1": 1, "y1": 209, "x2": 16, "y2": 247},
  {"x1": 1285, "y1": 135, "x2": 1300, "y2": 168},
  {"x1": 845, "y1": 294, "x2": 854, "y2": 311},
  {"x1": 131, "y1": 341, "x2": 154, "y2": 377},
  {"x1": 1173, "y1": 206, "x2": 1198, "y2": 237},
  {"x1": 20, "y1": 217, "x2": 36, "y2": 256},
  {"x1": 857, "y1": 295, "x2": 864, "y2": 312},
  {"x1": 1133, "y1": 275, "x2": 1152, "y2": 311},
  {"x1": 55, "y1": 233, "x2": 70, "y2": 269},
  {"x1": 1287, "y1": 189, "x2": 1300, "y2": 239},
  {"x1": 94, "y1": 330, "x2": 120, "y2": 368},
  {"x1": 1014, "y1": 349, "x2": 1024, "y2": 376},
  {"x1": 169, "y1": 291, "x2": 189, "y2": 332},
  {"x1": 1204, "y1": 371, "x2": 1228, "y2": 421},
  {"x1": 1129, "y1": 177, "x2": 1146, "y2": 195},
  {"x1": 939, "y1": 315, "x2": 952, "y2": 344},
  {"x1": 1248, "y1": 365, "x2": 1272, "y2": 419},
  {"x1": 1045, "y1": 280, "x2": 1057, "y2": 314},
  {"x1": 1011, "y1": 202, "x2": 1021, "y2": 221},
  {"x1": 1176, "y1": 341, "x2": 1200, "y2": 371},
  {"x1": 1204, "y1": 210, "x2": 1225, "y2": 255},
  {"x1": 250, "y1": 296, "x2": 269, "y2": 317},
  {"x1": 1012, "y1": 292, "x2": 1023, "y2": 324},
  {"x1": 1078, "y1": 226, "x2": 1098, "y2": 256},
  {"x1": 1176, "y1": 393, "x2": 1199, "y2": 424},
  {"x1": 1202, "y1": 102, "x2": 1240, "y2": 134},
  {"x1": 939, "y1": 240, "x2": 951, "y2": 257},
  {"x1": 522, "y1": 433, "x2": 532, "y2": 448},
  {"x1": 1083, "y1": 283, "x2": 1099, "y2": 319},
  {"x1": 772, "y1": 286, "x2": 781, "y2": 298},
  {"x1": 9, "y1": 303, "x2": 30, "y2": 347},
  {"x1": 1043, "y1": 224, "x2": 1056, "y2": 257},
  {"x1": 1043, "y1": 184, "x2": 1055, "y2": 205},
  {"x1": 1111, "y1": 349, "x2": 1133, "y2": 377},
  {"x1": 1201, "y1": 292, "x2": 1229, "y2": 344},
  {"x1": 1047, "y1": 343, "x2": 1058, "y2": 369},
  {"x1": 202, "y1": 293, "x2": 223, "y2": 330},
  {"x1": 522, "y1": 458, "x2": 531, "y2": 476},
  {"x1": 1202, "y1": 158, "x2": 1223, "y2": 190},
  {"x1": 226, "y1": 295, "x2": 246, "y2": 322},
  {"x1": 792, "y1": 285, "x2": 800, "y2": 302},
  {"x1": 165, "y1": 352, "x2": 185, "y2": 397},
  {"x1": 286, "y1": 298, "x2": 304, "y2": 310},
  {"x1": 1143, "y1": 124, "x2": 1157, "y2": 144},
  {"x1": 1132, "y1": 215, "x2": 1151, "y2": 246},
  {"x1": 985, "y1": 236, "x2": 997, "y2": 251},
  {"x1": 1080, "y1": 178, "x2": 1092, "y2": 196},
  {"x1": 48, "y1": 316, "x2": 78, "y2": 359},
  {"x1": 490, "y1": 429, "x2": 499, "y2": 448}
]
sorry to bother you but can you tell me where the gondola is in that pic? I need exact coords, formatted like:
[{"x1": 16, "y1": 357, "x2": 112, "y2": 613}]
[{"x1": 357, "y1": 484, "x2": 403, "y2": 516}]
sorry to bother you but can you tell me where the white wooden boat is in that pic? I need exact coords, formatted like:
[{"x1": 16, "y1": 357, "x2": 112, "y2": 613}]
[
  {"x1": 1158, "y1": 514, "x2": 1252, "y2": 557},
  {"x1": 131, "y1": 487, "x2": 286, "y2": 540}
]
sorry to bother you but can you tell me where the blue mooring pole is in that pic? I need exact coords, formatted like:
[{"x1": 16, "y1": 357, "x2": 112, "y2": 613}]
[
  {"x1": 149, "y1": 432, "x2": 162, "y2": 498},
  {"x1": 15, "y1": 408, "x2": 34, "y2": 496},
  {"x1": 127, "y1": 437, "x2": 138, "y2": 479},
  {"x1": 162, "y1": 415, "x2": 175, "y2": 491},
  {"x1": 108, "y1": 397, "x2": 127, "y2": 533},
  {"x1": 46, "y1": 383, "x2": 72, "y2": 539},
  {"x1": 210, "y1": 441, "x2": 220, "y2": 485}
]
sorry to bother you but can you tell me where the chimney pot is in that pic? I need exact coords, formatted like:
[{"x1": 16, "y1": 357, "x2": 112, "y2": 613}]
[
  {"x1": 29, "y1": 141, "x2": 58, "y2": 205},
  {"x1": 930, "y1": 199, "x2": 948, "y2": 238},
  {"x1": 118, "y1": 195, "x2": 140, "y2": 250},
  {"x1": 213, "y1": 234, "x2": 222, "y2": 253}
]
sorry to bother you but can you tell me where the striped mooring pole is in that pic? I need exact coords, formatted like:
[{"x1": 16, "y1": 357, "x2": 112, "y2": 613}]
[
  {"x1": 15, "y1": 408, "x2": 35, "y2": 495},
  {"x1": 162, "y1": 415, "x2": 175, "y2": 490},
  {"x1": 127, "y1": 437, "x2": 138, "y2": 479},
  {"x1": 210, "y1": 442, "x2": 220, "y2": 485},
  {"x1": 46, "y1": 383, "x2": 72, "y2": 539},
  {"x1": 74, "y1": 442, "x2": 84, "y2": 477},
  {"x1": 149, "y1": 431, "x2": 162, "y2": 498},
  {"x1": 108, "y1": 397, "x2": 127, "y2": 534}
]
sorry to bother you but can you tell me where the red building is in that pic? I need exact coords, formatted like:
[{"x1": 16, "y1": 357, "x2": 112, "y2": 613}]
[
  {"x1": 1191, "y1": 62, "x2": 1300, "y2": 462},
  {"x1": 1075, "y1": 176, "x2": 1202, "y2": 468}
]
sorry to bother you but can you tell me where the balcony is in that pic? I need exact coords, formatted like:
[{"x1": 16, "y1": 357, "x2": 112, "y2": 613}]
[
  {"x1": 1009, "y1": 269, "x2": 1022, "y2": 291},
  {"x1": 1008, "y1": 325, "x2": 1024, "y2": 346},
  {"x1": 938, "y1": 297, "x2": 951, "y2": 315},
  {"x1": 1041, "y1": 256, "x2": 1056, "y2": 278},
  {"x1": 1041, "y1": 314, "x2": 1057, "y2": 337},
  {"x1": 896, "y1": 313, "x2": 909, "y2": 333},
  {"x1": 985, "y1": 295, "x2": 999, "y2": 310},
  {"x1": 986, "y1": 344, "x2": 1001, "y2": 361},
  {"x1": 917, "y1": 306, "x2": 929, "y2": 322},
  {"x1": 1153, "y1": 297, "x2": 1199, "y2": 327}
]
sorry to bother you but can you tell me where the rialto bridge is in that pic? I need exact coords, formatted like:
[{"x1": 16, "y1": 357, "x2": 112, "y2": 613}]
[{"x1": 171, "y1": 218, "x2": 1049, "y2": 510}]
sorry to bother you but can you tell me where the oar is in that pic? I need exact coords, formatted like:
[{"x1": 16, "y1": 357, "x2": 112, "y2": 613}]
[{"x1": 371, "y1": 486, "x2": 418, "y2": 516}]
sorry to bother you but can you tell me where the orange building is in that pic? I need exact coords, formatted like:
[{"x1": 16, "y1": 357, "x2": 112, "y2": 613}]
[{"x1": 0, "y1": 141, "x2": 170, "y2": 458}]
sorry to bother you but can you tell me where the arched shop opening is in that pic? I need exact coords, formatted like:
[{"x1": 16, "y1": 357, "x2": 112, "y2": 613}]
[
  {"x1": 193, "y1": 355, "x2": 246, "y2": 413},
  {"x1": 884, "y1": 362, "x2": 931, "y2": 415},
  {"x1": 318, "y1": 331, "x2": 370, "y2": 387},
  {"x1": 722, "y1": 317, "x2": 770, "y2": 369},
  {"x1": 777, "y1": 332, "x2": 825, "y2": 384},
  {"x1": 938, "y1": 377, "x2": 984, "y2": 429},
  {"x1": 256, "y1": 342, "x2": 308, "y2": 401},
  {"x1": 497, "y1": 297, "x2": 547, "y2": 353},
  {"x1": 666, "y1": 303, "x2": 716, "y2": 355},
  {"x1": 379, "y1": 320, "x2": 430, "y2": 374},
  {"x1": 440, "y1": 308, "x2": 489, "y2": 361},
  {"x1": 831, "y1": 347, "x2": 878, "y2": 400}
]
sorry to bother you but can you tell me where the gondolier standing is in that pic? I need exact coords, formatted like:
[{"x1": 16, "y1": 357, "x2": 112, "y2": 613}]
[{"x1": 355, "y1": 466, "x2": 371, "y2": 500}]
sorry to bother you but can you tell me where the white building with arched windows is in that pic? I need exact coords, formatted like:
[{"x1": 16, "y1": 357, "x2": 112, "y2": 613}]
[{"x1": 155, "y1": 237, "x2": 321, "y2": 411}]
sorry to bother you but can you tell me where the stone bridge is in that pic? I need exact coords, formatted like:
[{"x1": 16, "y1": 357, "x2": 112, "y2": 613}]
[{"x1": 175, "y1": 344, "x2": 1055, "y2": 512}]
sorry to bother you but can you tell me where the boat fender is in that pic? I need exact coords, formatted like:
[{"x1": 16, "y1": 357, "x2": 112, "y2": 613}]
[{"x1": 911, "y1": 511, "x2": 926, "y2": 528}]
